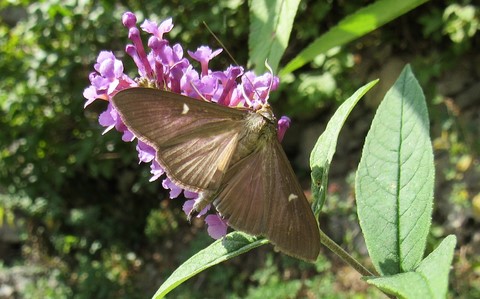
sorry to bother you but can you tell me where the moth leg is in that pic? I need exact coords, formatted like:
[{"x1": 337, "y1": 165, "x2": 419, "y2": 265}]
[{"x1": 188, "y1": 190, "x2": 216, "y2": 221}]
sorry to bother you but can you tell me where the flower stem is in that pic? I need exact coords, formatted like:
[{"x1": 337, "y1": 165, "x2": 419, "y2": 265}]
[
  {"x1": 319, "y1": 228, "x2": 378, "y2": 277},
  {"x1": 319, "y1": 229, "x2": 398, "y2": 298}
]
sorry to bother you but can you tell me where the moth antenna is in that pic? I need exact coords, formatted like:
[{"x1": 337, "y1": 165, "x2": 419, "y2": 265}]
[
  {"x1": 202, "y1": 22, "x2": 264, "y2": 106},
  {"x1": 263, "y1": 59, "x2": 275, "y2": 103},
  {"x1": 189, "y1": 81, "x2": 209, "y2": 102},
  {"x1": 240, "y1": 83, "x2": 253, "y2": 107},
  {"x1": 244, "y1": 74, "x2": 263, "y2": 107},
  {"x1": 203, "y1": 21, "x2": 239, "y2": 66},
  {"x1": 242, "y1": 60, "x2": 275, "y2": 109}
]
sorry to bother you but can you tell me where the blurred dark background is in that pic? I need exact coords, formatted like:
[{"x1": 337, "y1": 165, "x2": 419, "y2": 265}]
[{"x1": 0, "y1": 1, "x2": 479, "y2": 298}]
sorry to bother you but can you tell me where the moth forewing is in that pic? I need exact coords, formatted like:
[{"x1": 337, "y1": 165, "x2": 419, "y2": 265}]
[{"x1": 112, "y1": 88, "x2": 247, "y2": 192}]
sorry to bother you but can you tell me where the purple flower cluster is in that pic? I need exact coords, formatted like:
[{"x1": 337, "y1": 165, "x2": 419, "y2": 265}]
[{"x1": 84, "y1": 12, "x2": 289, "y2": 239}]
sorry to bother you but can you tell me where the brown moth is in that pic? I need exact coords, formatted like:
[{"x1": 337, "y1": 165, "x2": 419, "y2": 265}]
[{"x1": 112, "y1": 87, "x2": 320, "y2": 262}]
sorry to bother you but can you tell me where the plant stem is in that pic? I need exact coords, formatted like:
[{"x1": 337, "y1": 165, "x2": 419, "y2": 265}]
[{"x1": 319, "y1": 228, "x2": 378, "y2": 277}]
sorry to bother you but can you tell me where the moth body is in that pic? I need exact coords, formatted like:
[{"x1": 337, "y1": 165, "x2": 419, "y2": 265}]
[{"x1": 112, "y1": 88, "x2": 321, "y2": 262}]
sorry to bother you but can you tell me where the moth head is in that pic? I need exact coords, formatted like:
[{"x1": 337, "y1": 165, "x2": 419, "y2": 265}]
[{"x1": 256, "y1": 103, "x2": 276, "y2": 123}]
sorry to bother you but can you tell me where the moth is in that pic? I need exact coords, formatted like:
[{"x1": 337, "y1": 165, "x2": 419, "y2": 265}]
[{"x1": 112, "y1": 87, "x2": 320, "y2": 261}]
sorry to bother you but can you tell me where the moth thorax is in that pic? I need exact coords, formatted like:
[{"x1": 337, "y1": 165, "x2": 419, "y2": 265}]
[
  {"x1": 242, "y1": 112, "x2": 276, "y2": 148},
  {"x1": 228, "y1": 112, "x2": 270, "y2": 164}
]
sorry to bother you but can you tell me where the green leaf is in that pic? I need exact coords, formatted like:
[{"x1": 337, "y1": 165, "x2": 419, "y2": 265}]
[
  {"x1": 151, "y1": 232, "x2": 268, "y2": 299},
  {"x1": 367, "y1": 272, "x2": 432, "y2": 298},
  {"x1": 249, "y1": 0, "x2": 301, "y2": 74},
  {"x1": 414, "y1": 235, "x2": 457, "y2": 299},
  {"x1": 356, "y1": 65, "x2": 434, "y2": 275},
  {"x1": 366, "y1": 235, "x2": 457, "y2": 299},
  {"x1": 279, "y1": 0, "x2": 429, "y2": 76},
  {"x1": 310, "y1": 79, "x2": 379, "y2": 215}
]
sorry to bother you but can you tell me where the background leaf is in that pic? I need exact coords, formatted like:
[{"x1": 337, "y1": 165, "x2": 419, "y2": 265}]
[
  {"x1": 310, "y1": 79, "x2": 378, "y2": 215},
  {"x1": 151, "y1": 232, "x2": 268, "y2": 299},
  {"x1": 355, "y1": 65, "x2": 434, "y2": 275},
  {"x1": 367, "y1": 235, "x2": 457, "y2": 299},
  {"x1": 249, "y1": 0, "x2": 300, "y2": 73},
  {"x1": 279, "y1": 0, "x2": 429, "y2": 76}
]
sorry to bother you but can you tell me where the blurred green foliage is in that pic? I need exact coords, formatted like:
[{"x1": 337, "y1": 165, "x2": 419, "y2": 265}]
[{"x1": 0, "y1": 0, "x2": 479, "y2": 298}]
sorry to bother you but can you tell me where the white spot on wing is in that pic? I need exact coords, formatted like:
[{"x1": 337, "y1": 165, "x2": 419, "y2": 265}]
[
  {"x1": 288, "y1": 193, "x2": 298, "y2": 202},
  {"x1": 182, "y1": 103, "x2": 189, "y2": 115}
]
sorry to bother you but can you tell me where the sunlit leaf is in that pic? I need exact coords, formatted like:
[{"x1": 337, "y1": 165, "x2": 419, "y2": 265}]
[
  {"x1": 152, "y1": 232, "x2": 268, "y2": 298},
  {"x1": 249, "y1": 0, "x2": 301, "y2": 73},
  {"x1": 367, "y1": 235, "x2": 457, "y2": 299},
  {"x1": 310, "y1": 79, "x2": 378, "y2": 214},
  {"x1": 280, "y1": 0, "x2": 429, "y2": 76},
  {"x1": 356, "y1": 65, "x2": 434, "y2": 275}
]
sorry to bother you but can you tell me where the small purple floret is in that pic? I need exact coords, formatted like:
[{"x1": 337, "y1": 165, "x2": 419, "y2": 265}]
[
  {"x1": 149, "y1": 161, "x2": 164, "y2": 182},
  {"x1": 162, "y1": 178, "x2": 183, "y2": 199},
  {"x1": 277, "y1": 116, "x2": 291, "y2": 142},
  {"x1": 122, "y1": 12, "x2": 137, "y2": 28},
  {"x1": 136, "y1": 141, "x2": 156, "y2": 163},
  {"x1": 188, "y1": 46, "x2": 222, "y2": 77},
  {"x1": 141, "y1": 18, "x2": 173, "y2": 40},
  {"x1": 205, "y1": 215, "x2": 228, "y2": 239}
]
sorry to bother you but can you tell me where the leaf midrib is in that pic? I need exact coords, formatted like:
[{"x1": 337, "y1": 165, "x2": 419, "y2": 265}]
[{"x1": 395, "y1": 75, "x2": 406, "y2": 272}]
